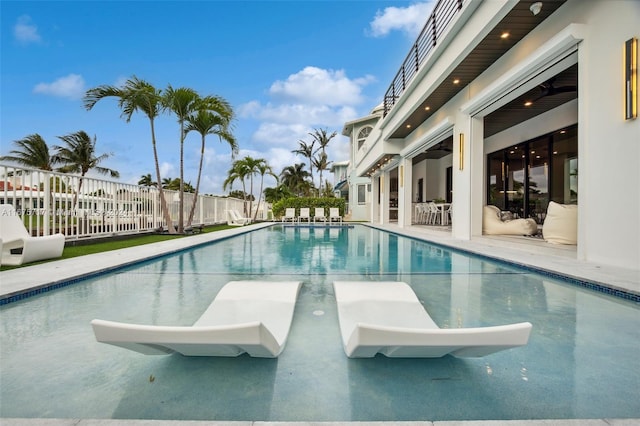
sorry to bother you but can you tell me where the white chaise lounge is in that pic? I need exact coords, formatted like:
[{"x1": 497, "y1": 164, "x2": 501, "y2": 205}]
[
  {"x1": 329, "y1": 208, "x2": 342, "y2": 224},
  {"x1": 282, "y1": 208, "x2": 296, "y2": 223},
  {"x1": 227, "y1": 209, "x2": 250, "y2": 226},
  {"x1": 91, "y1": 280, "x2": 302, "y2": 357},
  {"x1": 333, "y1": 281, "x2": 532, "y2": 358},
  {"x1": 313, "y1": 207, "x2": 326, "y2": 223},
  {"x1": 0, "y1": 204, "x2": 65, "y2": 266}
]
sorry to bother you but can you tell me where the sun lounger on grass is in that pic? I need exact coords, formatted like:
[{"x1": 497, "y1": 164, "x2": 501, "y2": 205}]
[
  {"x1": 91, "y1": 280, "x2": 302, "y2": 357},
  {"x1": 227, "y1": 209, "x2": 250, "y2": 226},
  {"x1": 0, "y1": 203, "x2": 65, "y2": 266},
  {"x1": 333, "y1": 281, "x2": 532, "y2": 358}
]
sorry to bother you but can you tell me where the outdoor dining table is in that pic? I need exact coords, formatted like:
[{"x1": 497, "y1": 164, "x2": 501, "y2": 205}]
[{"x1": 434, "y1": 203, "x2": 451, "y2": 225}]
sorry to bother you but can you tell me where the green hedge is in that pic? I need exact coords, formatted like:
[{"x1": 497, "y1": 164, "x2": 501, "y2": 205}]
[{"x1": 272, "y1": 197, "x2": 346, "y2": 219}]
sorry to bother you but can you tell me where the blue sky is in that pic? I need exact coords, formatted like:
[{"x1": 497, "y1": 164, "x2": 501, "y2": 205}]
[{"x1": 1, "y1": 0, "x2": 433, "y2": 195}]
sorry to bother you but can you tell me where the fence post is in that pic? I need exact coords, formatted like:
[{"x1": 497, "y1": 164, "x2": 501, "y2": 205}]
[{"x1": 43, "y1": 172, "x2": 51, "y2": 236}]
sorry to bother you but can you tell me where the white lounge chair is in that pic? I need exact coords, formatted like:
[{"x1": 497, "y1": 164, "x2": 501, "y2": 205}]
[
  {"x1": 91, "y1": 280, "x2": 302, "y2": 358},
  {"x1": 313, "y1": 207, "x2": 326, "y2": 223},
  {"x1": 282, "y1": 208, "x2": 296, "y2": 223},
  {"x1": 298, "y1": 207, "x2": 311, "y2": 223},
  {"x1": 227, "y1": 209, "x2": 250, "y2": 226},
  {"x1": 333, "y1": 281, "x2": 532, "y2": 358},
  {"x1": 0, "y1": 204, "x2": 65, "y2": 266},
  {"x1": 329, "y1": 208, "x2": 342, "y2": 224}
]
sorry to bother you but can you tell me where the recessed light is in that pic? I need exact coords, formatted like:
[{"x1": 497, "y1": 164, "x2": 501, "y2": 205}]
[
  {"x1": 406, "y1": 124, "x2": 411, "y2": 128},
  {"x1": 501, "y1": 32, "x2": 510, "y2": 39},
  {"x1": 425, "y1": 106, "x2": 431, "y2": 111},
  {"x1": 453, "y1": 79, "x2": 460, "y2": 85},
  {"x1": 524, "y1": 101, "x2": 533, "y2": 106}
]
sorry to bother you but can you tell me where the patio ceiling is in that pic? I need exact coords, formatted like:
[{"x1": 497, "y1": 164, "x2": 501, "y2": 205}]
[{"x1": 390, "y1": 0, "x2": 568, "y2": 140}]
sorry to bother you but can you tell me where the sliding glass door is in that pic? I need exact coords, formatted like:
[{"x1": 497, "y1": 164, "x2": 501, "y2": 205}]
[{"x1": 486, "y1": 125, "x2": 577, "y2": 223}]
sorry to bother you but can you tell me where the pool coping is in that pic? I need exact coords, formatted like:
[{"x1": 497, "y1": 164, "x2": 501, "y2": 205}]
[{"x1": 1, "y1": 223, "x2": 639, "y2": 425}]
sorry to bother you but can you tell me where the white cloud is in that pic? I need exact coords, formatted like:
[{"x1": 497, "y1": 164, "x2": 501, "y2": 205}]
[
  {"x1": 14, "y1": 15, "x2": 41, "y2": 45},
  {"x1": 269, "y1": 66, "x2": 374, "y2": 106},
  {"x1": 33, "y1": 74, "x2": 86, "y2": 99},
  {"x1": 231, "y1": 65, "x2": 375, "y2": 192},
  {"x1": 159, "y1": 162, "x2": 175, "y2": 178},
  {"x1": 369, "y1": 2, "x2": 434, "y2": 38},
  {"x1": 245, "y1": 102, "x2": 358, "y2": 129}
]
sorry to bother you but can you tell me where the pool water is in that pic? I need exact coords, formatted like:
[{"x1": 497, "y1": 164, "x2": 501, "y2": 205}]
[{"x1": 1, "y1": 224, "x2": 639, "y2": 421}]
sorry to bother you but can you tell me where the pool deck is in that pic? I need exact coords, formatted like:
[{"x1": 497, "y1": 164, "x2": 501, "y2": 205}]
[{"x1": 1, "y1": 222, "x2": 639, "y2": 426}]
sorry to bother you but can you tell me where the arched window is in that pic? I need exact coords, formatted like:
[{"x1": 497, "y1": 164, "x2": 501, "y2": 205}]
[{"x1": 357, "y1": 126, "x2": 372, "y2": 150}]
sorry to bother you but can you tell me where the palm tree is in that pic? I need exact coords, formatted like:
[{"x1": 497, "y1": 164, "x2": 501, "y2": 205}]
[
  {"x1": 292, "y1": 139, "x2": 315, "y2": 188},
  {"x1": 138, "y1": 173, "x2": 156, "y2": 187},
  {"x1": 310, "y1": 128, "x2": 337, "y2": 156},
  {"x1": 239, "y1": 156, "x2": 267, "y2": 218},
  {"x1": 0, "y1": 134, "x2": 56, "y2": 170},
  {"x1": 83, "y1": 76, "x2": 176, "y2": 233},
  {"x1": 312, "y1": 150, "x2": 332, "y2": 195},
  {"x1": 264, "y1": 184, "x2": 293, "y2": 203},
  {"x1": 308, "y1": 128, "x2": 337, "y2": 196},
  {"x1": 223, "y1": 160, "x2": 251, "y2": 215},
  {"x1": 163, "y1": 85, "x2": 200, "y2": 233},
  {"x1": 253, "y1": 161, "x2": 276, "y2": 221},
  {"x1": 184, "y1": 100, "x2": 236, "y2": 226},
  {"x1": 280, "y1": 163, "x2": 311, "y2": 196},
  {"x1": 53, "y1": 131, "x2": 119, "y2": 207}
]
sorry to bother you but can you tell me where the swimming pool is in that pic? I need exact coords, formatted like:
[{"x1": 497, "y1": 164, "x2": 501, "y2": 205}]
[{"x1": 1, "y1": 224, "x2": 639, "y2": 421}]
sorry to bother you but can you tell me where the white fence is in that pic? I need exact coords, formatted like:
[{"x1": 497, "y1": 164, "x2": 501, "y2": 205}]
[{"x1": 1, "y1": 164, "x2": 269, "y2": 239}]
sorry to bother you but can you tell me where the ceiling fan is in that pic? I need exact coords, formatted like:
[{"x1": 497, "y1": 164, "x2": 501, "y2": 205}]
[{"x1": 532, "y1": 77, "x2": 577, "y2": 101}]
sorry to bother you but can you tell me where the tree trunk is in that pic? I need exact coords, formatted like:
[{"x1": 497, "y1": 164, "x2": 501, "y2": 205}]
[
  {"x1": 150, "y1": 119, "x2": 175, "y2": 233},
  {"x1": 187, "y1": 135, "x2": 205, "y2": 226}
]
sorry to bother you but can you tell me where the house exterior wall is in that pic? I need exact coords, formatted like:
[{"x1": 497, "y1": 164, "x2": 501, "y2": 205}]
[{"x1": 350, "y1": 0, "x2": 640, "y2": 270}]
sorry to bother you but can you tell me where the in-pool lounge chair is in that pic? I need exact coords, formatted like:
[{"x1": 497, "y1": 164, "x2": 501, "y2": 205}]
[
  {"x1": 91, "y1": 280, "x2": 302, "y2": 358},
  {"x1": 0, "y1": 203, "x2": 65, "y2": 266},
  {"x1": 333, "y1": 281, "x2": 532, "y2": 358}
]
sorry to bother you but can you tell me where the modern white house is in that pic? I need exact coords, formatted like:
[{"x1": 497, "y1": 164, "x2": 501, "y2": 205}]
[{"x1": 344, "y1": 0, "x2": 639, "y2": 271}]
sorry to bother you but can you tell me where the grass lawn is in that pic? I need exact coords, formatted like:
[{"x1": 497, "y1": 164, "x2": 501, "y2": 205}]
[{"x1": 0, "y1": 223, "x2": 239, "y2": 271}]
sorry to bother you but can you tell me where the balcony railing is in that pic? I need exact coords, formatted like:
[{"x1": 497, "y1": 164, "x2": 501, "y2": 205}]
[
  {"x1": 383, "y1": 0, "x2": 464, "y2": 117},
  {"x1": 1, "y1": 164, "x2": 268, "y2": 239}
]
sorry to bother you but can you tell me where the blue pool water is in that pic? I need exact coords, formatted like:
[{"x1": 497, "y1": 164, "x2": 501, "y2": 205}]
[{"x1": 1, "y1": 224, "x2": 639, "y2": 421}]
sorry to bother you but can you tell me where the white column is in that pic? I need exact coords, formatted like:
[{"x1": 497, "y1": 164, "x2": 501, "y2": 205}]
[
  {"x1": 371, "y1": 176, "x2": 380, "y2": 224},
  {"x1": 452, "y1": 113, "x2": 484, "y2": 240},
  {"x1": 398, "y1": 158, "x2": 413, "y2": 228},
  {"x1": 380, "y1": 172, "x2": 388, "y2": 224}
]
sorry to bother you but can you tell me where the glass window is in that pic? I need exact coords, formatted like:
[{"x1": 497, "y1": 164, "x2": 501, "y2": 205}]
[
  {"x1": 528, "y1": 138, "x2": 549, "y2": 222},
  {"x1": 506, "y1": 145, "x2": 526, "y2": 218},
  {"x1": 487, "y1": 153, "x2": 505, "y2": 210},
  {"x1": 357, "y1": 126, "x2": 372, "y2": 150},
  {"x1": 357, "y1": 184, "x2": 366, "y2": 204},
  {"x1": 486, "y1": 124, "x2": 577, "y2": 222},
  {"x1": 551, "y1": 127, "x2": 578, "y2": 204}
]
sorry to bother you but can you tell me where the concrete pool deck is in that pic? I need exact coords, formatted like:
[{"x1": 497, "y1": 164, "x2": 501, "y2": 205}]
[{"x1": 1, "y1": 222, "x2": 639, "y2": 426}]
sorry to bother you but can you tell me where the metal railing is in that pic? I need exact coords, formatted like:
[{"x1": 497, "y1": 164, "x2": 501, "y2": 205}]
[
  {"x1": 383, "y1": 0, "x2": 464, "y2": 117},
  {"x1": 0, "y1": 164, "x2": 269, "y2": 239}
]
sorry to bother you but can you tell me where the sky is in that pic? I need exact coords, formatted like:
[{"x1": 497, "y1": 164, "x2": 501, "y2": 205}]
[{"x1": 1, "y1": 0, "x2": 434, "y2": 196}]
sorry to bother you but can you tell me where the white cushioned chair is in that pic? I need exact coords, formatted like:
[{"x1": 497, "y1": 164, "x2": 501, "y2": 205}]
[
  {"x1": 542, "y1": 201, "x2": 577, "y2": 244},
  {"x1": 482, "y1": 205, "x2": 538, "y2": 236}
]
